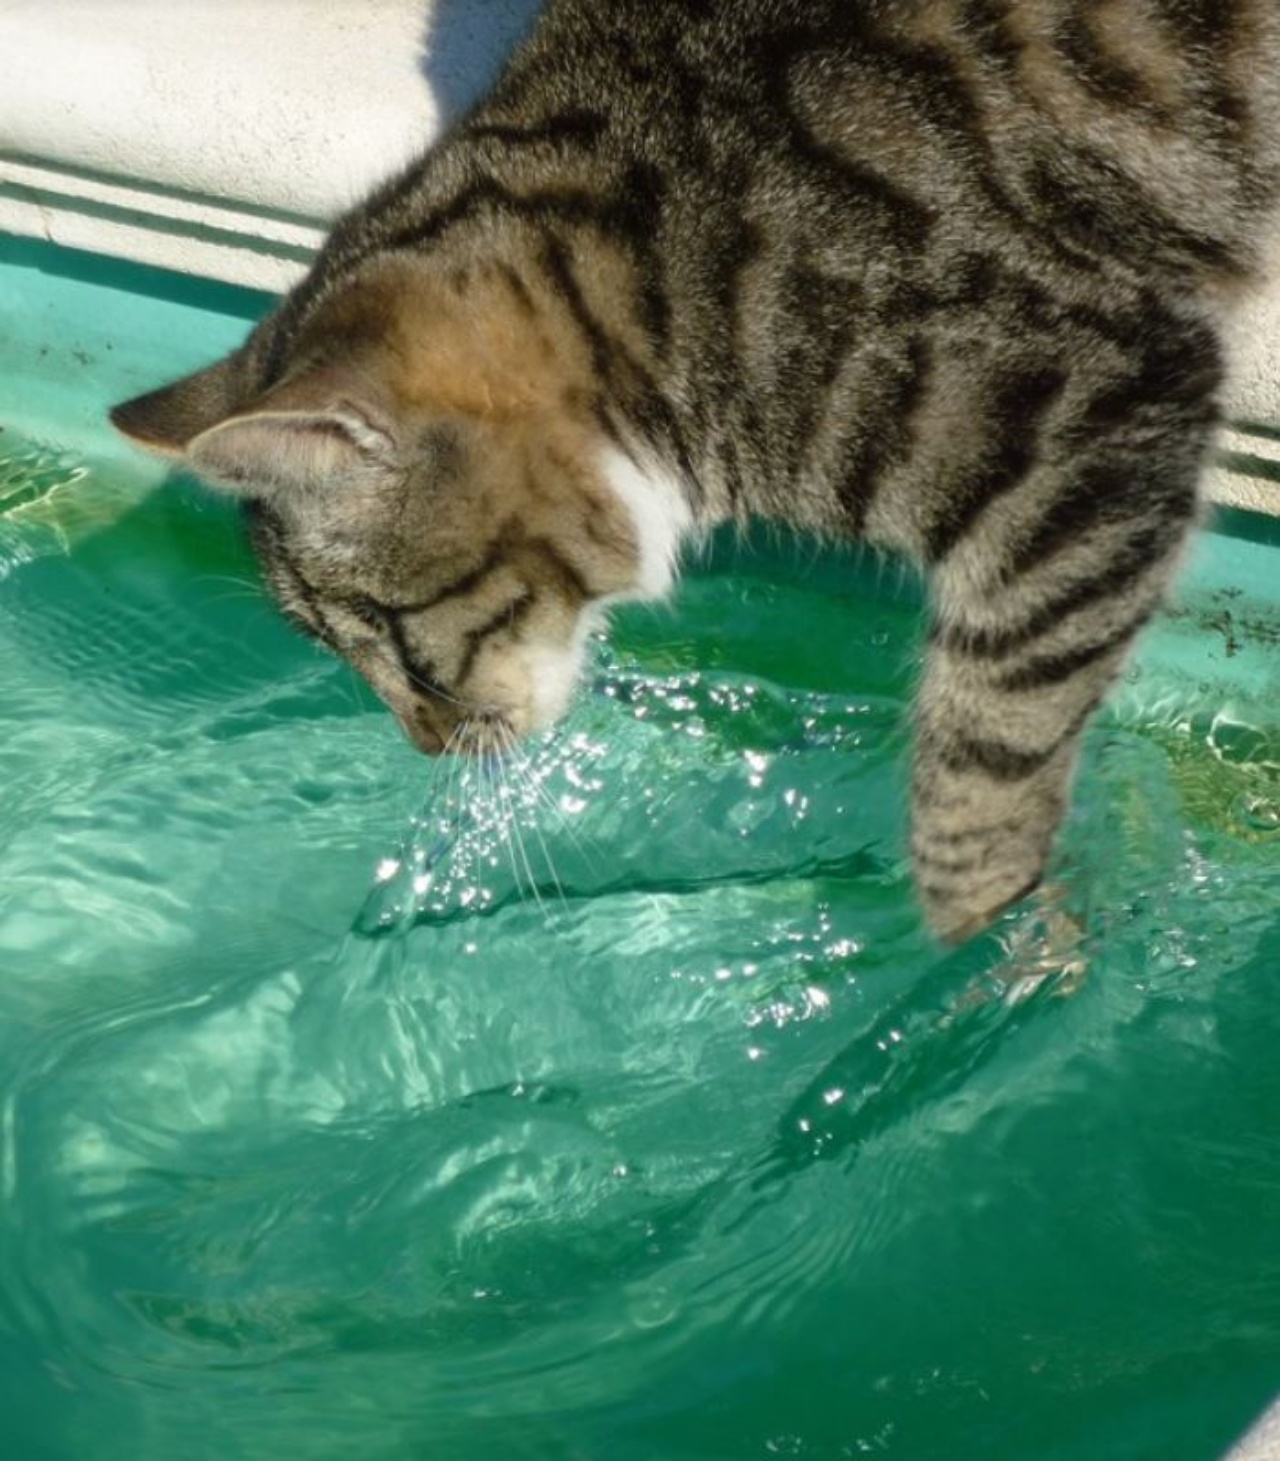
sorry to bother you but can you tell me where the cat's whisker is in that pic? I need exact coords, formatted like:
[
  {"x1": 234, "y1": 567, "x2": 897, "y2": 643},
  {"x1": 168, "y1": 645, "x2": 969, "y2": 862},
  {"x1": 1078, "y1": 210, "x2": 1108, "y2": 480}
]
[
  {"x1": 190, "y1": 572, "x2": 268, "y2": 598},
  {"x1": 394, "y1": 710, "x2": 470, "y2": 899},
  {"x1": 347, "y1": 668, "x2": 371, "y2": 714},
  {"x1": 501, "y1": 737, "x2": 568, "y2": 912},
  {"x1": 524, "y1": 751, "x2": 602, "y2": 875},
  {"x1": 211, "y1": 600, "x2": 295, "y2": 660},
  {"x1": 199, "y1": 588, "x2": 271, "y2": 610},
  {"x1": 481, "y1": 734, "x2": 535, "y2": 909},
  {"x1": 330, "y1": 659, "x2": 369, "y2": 716},
  {"x1": 491, "y1": 754, "x2": 536, "y2": 908},
  {"x1": 490, "y1": 740, "x2": 552, "y2": 919},
  {"x1": 401, "y1": 664, "x2": 471, "y2": 712},
  {"x1": 497, "y1": 722, "x2": 592, "y2": 887},
  {"x1": 421, "y1": 714, "x2": 464, "y2": 804}
]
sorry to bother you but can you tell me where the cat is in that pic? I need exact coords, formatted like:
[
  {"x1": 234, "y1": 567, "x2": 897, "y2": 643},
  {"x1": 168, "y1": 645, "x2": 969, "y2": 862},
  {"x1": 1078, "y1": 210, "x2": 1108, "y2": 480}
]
[{"x1": 112, "y1": 0, "x2": 1280, "y2": 942}]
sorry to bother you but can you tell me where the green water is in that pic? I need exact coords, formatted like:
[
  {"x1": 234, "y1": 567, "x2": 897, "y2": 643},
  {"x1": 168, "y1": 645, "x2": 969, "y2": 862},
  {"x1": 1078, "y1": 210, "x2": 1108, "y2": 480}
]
[{"x1": 3, "y1": 244, "x2": 1280, "y2": 1461}]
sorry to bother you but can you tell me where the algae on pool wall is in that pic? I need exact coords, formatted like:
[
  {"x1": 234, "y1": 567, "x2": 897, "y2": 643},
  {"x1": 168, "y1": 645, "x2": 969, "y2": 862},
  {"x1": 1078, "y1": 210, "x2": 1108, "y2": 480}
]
[{"x1": 0, "y1": 430, "x2": 156, "y2": 574}]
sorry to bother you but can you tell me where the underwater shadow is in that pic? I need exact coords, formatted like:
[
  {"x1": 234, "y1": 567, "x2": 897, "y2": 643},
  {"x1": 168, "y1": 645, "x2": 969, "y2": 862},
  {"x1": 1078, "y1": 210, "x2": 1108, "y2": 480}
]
[{"x1": 416, "y1": 0, "x2": 546, "y2": 127}]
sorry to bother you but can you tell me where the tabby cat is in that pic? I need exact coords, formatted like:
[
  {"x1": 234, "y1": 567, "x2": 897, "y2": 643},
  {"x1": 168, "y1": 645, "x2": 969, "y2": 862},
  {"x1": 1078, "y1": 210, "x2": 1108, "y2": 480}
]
[{"x1": 112, "y1": 0, "x2": 1280, "y2": 941}]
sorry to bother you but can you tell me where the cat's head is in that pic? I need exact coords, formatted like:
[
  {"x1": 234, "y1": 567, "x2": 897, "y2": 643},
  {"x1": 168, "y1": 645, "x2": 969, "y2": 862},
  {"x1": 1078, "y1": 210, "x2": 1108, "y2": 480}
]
[{"x1": 112, "y1": 255, "x2": 688, "y2": 754}]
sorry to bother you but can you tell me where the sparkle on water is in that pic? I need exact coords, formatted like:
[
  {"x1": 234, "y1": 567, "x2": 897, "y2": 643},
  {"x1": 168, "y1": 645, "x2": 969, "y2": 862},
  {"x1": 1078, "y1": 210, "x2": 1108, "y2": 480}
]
[{"x1": 2, "y1": 421, "x2": 1280, "y2": 1461}]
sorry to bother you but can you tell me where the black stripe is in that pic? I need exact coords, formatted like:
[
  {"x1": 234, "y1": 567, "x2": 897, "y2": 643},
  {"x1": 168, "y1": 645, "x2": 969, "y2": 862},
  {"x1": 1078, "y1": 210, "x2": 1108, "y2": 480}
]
[
  {"x1": 384, "y1": 177, "x2": 541, "y2": 254},
  {"x1": 616, "y1": 162, "x2": 673, "y2": 356},
  {"x1": 932, "y1": 693, "x2": 1102, "y2": 783},
  {"x1": 838, "y1": 336, "x2": 931, "y2": 536},
  {"x1": 917, "y1": 872, "x2": 1041, "y2": 910},
  {"x1": 381, "y1": 177, "x2": 622, "y2": 258},
  {"x1": 938, "y1": 520, "x2": 1167, "y2": 660},
  {"x1": 781, "y1": 265, "x2": 863, "y2": 461},
  {"x1": 248, "y1": 509, "x2": 342, "y2": 649},
  {"x1": 375, "y1": 158, "x2": 670, "y2": 348},
  {"x1": 1150, "y1": 0, "x2": 1240, "y2": 55},
  {"x1": 720, "y1": 431, "x2": 746, "y2": 513},
  {"x1": 934, "y1": 698, "x2": 1102, "y2": 782},
  {"x1": 923, "y1": 365, "x2": 1069, "y2": 562},
  {"x1": 985, "y1": 267, "x2": 1149, "y2": 363},
  {"x1": 527, "y1": 536, "x2": 592, "y2": 602},
  {"x1": 455, "y1": 591, "x2": 536, "y2": 685},
  {"x1": 280, "y1": 568, "x2": 339, "y2": 650},
  {"x1": 913, "y1": 845, "x2": 984, "y2": 875},
  {"x1": 496, "y1": 262, "x2": 538, "y2": 318},
  {"x1": 578, "y1": 505, "x2": 637, "y2": 563},
  {"x1": 1068, "y1": 318, "x2": 1222, "y2": 441},
  {"x1": 539, "y1": 234, "x2": 630, "y2": 385},
  {"x1": 1010, "y1": 460, "x2": 1185, "y2": 581},
  {"x1": 938, "y1": 728, "x2": 1069, "y2": 782},
  {"x1": 957, "y1": 0, "x2": 1022, "y2": 74},
  {"x1": 916, "y1": 816, "x2": 1029, "y2": 848},
  {"x1": 703, "y1": 205, "x2": 763, "y2": 495},
  {"x1": 385, "y1": 614, "x2": 453, "y2": 702},
  {"x1": 589, "y1": 395, "x2": 630, "y2": 454},
  {"x1": 992, "y1": 611, "x2": 1151, "y2": 692},
  {"x1": 538, "y1": 234, "x2": 698, "y2": 497},
  {"x1": 710, "y1": 207, "x2": 763, "y2": 346},
  {"x1": 776, "y1": 14, "x2": 1122, "y2": 281},
  {"x1": 465, "y1": 110, "x2": 609, "y2": 150},
  {"x1": 1025, "y1": 142, "x2": 1243, "y2": 278},
  {"x1": 759, "y1": 25, "x2": 937, "y2": 251},
  {"x1": 1151, "y1": 0, "x2": 1250, "y2": 153},
  {"x1": 1052, "y1": 13, "x2": 1162, "y2": 114},
  {"x1": 393, "y1": 542, "x2": 508, "y2": 616}
]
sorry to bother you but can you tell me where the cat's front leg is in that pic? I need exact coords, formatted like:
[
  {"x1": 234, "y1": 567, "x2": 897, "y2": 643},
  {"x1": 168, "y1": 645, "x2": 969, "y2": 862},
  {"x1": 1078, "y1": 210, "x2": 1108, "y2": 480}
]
[
  {"x1": 910, "y1": 685, "x2": 1081, "y2": 944},
  {"x1": 908, "y1": 450, "x2": 1205, "y2": 943}
]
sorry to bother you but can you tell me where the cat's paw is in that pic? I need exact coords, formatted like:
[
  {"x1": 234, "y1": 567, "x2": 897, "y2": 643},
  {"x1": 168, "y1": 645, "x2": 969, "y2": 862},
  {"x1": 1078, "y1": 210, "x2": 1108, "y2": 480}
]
[
  {"x1": 993, "y1": 884, "x2": 1089, "y2": 1003},
  {"x1": 943, "y1": 884, "x2": 1089, "y2": 1017}
]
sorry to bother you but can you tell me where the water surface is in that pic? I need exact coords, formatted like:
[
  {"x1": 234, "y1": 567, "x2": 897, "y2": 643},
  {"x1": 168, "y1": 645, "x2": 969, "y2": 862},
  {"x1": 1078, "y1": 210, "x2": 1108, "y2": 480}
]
[{"x1": 2, "y1": 422, "x2": 1279, "y2": 1461}]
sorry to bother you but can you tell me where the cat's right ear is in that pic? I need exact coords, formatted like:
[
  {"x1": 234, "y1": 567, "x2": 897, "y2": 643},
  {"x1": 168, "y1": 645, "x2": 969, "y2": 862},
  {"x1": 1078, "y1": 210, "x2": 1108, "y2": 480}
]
[
  {"x1": 110, "y1": 355, "x2": 242, "y2": 458},
  {"x1": 184, "y1": 404, "x2": 396, "y2": 499},
  {"x1": 114, "y1": 351, "x2": 403, "y2": 500}
]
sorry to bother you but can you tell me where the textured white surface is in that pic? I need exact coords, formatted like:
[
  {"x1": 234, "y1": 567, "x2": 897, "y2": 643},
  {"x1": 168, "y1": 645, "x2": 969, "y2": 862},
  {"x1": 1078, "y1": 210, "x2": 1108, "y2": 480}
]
[
  {"x1": 0, "y1": 0, "x2": 1277, "y2": 511},
  {"x1": 1225, "y1": 1399, "x2": 1280, "y2": 1460},
  {"x1": 0, "y1": 0, "x2": 542, "y2": 288},
  {"x1": 1, "y1": 0, "x2": 437, "y2": 218}
]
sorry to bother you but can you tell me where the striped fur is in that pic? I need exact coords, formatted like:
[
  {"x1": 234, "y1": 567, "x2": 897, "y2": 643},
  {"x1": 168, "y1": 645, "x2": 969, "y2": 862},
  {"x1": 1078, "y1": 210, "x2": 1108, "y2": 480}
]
[{"x1": 113, "y1": 0, "x2": 1280, "y2": 939}]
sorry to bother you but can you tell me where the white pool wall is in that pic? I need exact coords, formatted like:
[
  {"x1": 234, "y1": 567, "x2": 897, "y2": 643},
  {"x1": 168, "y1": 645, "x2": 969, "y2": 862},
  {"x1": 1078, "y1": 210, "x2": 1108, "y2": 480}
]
[
  {"x1": 1, "y1": 0, "x2": 1278, "y2": 519},
  {"x1": 0, "y1": 0, "x2": 541, "y2": 290}
]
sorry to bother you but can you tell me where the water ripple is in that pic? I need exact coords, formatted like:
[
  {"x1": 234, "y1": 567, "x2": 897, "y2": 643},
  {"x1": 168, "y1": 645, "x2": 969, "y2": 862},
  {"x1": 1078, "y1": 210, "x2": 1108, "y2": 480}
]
[{"x1": 3, "y1": 423, "x2": 1280, "y2": 1458}]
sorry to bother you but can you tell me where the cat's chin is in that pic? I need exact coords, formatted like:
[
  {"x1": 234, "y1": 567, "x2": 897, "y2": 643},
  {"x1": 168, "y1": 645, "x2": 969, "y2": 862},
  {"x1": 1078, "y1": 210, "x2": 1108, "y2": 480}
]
[
  {"x1": 392, "y1": 703, "x2": 513, "y2": 758},
  {"x1": 395, "y1": 707, "x2": 453, "y2": 756}
]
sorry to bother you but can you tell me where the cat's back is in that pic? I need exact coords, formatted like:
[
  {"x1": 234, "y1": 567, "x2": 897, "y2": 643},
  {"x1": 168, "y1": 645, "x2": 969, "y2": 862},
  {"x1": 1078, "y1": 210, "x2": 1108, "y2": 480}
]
[
  {"x1": 270, "y1": 0, "x2": 1280, "y2": 417},
  {"x1": 306, "y1": 1, "x2": 1280, "y2": 298},
  {"x1": 505, "y1": 0, "x2": 1280, "y2": 275}
]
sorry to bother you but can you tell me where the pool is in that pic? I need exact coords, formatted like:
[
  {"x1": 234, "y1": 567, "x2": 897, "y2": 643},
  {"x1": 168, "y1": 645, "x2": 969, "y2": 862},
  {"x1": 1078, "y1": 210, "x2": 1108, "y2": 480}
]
[{"x1": 3, "y1": 236, "x2": 1279, "y2": 1461}]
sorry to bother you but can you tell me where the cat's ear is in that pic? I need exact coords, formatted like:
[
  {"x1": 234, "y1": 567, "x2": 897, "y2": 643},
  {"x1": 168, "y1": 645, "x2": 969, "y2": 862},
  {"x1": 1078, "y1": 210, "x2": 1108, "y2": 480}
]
[
  {"x1": 114, "y1": 354, "x2": 399, "y2": 499},
  {"x1": 110, "y1": 355, "x2": 242, "y2": 458},
  {"x1": 186, "y1": 401, "x2": 396, "y2": 498}
]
